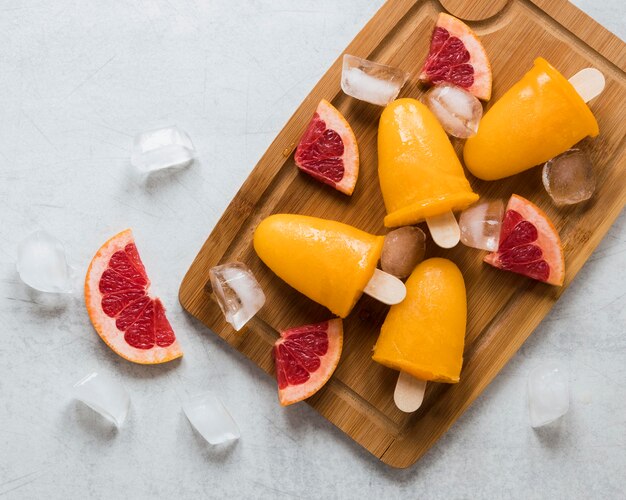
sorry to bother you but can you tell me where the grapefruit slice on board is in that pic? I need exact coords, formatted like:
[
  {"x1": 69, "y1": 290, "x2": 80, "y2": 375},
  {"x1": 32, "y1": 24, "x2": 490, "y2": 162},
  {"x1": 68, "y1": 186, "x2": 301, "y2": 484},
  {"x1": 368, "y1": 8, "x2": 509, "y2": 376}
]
[
  {"x1": 85, "y1": 229, "x2": 183, "y2": 364},
  {"x1": 419, "y1": 13, "x2": 492, "y2": 100},
  {"x1": 485, "y1": 195, "x2": 565, "y2": 286},
  {"x1": 294, "y1": 99, "x2": 359, "y2": 195},
  {"x1": 273, "y1": 319, "x2": 343, "y2": 406}
]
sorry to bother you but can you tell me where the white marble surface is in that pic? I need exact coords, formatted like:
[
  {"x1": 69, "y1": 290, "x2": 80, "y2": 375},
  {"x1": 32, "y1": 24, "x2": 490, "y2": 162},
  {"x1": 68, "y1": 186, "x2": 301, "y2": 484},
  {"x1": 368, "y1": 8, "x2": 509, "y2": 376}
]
[{"x1": 1, "y1": 1, "x2": 624, "y2": 498}]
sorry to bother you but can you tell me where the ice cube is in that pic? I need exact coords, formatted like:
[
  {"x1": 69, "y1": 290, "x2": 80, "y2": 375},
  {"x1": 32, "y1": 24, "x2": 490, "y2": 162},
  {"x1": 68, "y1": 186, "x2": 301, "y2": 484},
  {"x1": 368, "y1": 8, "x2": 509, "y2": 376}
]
[
  {"x1": 73, "y1": 372, "x2": 130, "y2": 427},
  {"x1": 423, "y1": 84, "x2": 483, "y2": 138},
  {"x1": 16, "y1": 231, "x2": 75, "y2": 293},
  {"x1": 528, "y1": 363, "x2": 569, "y2": 428},
  {"x1": 209, "y1": 262, "x2": 266, "y2": 331},
  {"x1": 542, "y1": 149, "x2": 595, "y2": 205},
  {"x1": 381, "y1": 227, "x2": 426, "y2": 279},
  {"x1": 459, "y1": 200, "x2": 504, "y2": 252},
  {"x1": 183, "y1": 392, "x2": 240, "y2": 445},
  {"x1": 131, "y1": 126, "x2": 195, "y2": 172},
  {"x1": 341, "y1": 54, "x2": 409, "y2": 106}
]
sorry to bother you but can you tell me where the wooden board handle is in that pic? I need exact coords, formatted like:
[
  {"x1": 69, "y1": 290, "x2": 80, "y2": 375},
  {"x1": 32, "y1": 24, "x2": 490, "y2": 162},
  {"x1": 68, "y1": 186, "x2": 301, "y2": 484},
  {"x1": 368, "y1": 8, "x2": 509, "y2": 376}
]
[{"x1": 439, "y1": 0, "x2": 510, "y2": 22}]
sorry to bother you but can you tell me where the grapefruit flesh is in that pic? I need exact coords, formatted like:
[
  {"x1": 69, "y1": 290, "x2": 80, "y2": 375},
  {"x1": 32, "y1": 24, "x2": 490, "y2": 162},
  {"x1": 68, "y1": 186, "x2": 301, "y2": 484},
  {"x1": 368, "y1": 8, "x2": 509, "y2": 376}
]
[
  {"x1": 419, "y1": 13, "x2": 492, "y2": 100},
  {"x1": 485, "y1": 195, "x2": 565, "y2": 286},
  {"x1": 294, "y1": 99, "x2": 359, "y2": 195},
  {"x1": 85, "y1": 229, "x2": 183, "y2": 364},
  {"x1": 273, "y1": 319, "x2": 343, "y2": 406}
]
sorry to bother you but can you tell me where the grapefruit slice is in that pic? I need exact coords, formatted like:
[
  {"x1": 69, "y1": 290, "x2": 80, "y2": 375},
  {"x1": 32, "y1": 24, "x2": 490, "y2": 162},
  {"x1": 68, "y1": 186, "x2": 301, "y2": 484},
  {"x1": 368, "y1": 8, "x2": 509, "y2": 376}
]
[
  {"x1": 85, "y1": 229, "x2": 183, "y2": 364},
  {"x1": 485, "y1": 195, "x2": 565, "y2": 286},
  {"x1": 419, "y1": 13, "x2": 492, "y2": 100},
  {"x1": 273, "y1": 319, "x2": 343, "y2": 406},
  {"x1": 294, "y1": 99, "x2": 359, "y2": 195}
]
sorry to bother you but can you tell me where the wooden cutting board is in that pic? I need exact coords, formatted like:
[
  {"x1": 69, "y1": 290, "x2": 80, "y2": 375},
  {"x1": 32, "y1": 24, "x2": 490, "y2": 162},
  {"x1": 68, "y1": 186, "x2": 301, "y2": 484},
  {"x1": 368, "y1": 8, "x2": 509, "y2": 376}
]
[{"x1": 179, "y1": 0, "x2": 626, "y2": 468}]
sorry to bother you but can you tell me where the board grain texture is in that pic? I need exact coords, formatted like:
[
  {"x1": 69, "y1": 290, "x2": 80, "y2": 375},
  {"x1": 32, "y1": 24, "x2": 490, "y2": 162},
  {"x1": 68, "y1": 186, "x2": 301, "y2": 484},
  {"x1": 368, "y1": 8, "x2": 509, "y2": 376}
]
[{"x1": 179, "y1": 0, "x2": 626, "y2": 468}]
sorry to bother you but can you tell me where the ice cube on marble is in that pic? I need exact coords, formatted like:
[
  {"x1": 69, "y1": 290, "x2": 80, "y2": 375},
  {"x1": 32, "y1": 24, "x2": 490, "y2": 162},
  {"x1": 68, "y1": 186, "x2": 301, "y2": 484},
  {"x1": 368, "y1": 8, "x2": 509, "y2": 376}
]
[
  {"x1": 131, "y1": 126, "x2": 195, "y2": 172},
  {"x1": 542, "y1": 149, "x2": 595, "y2": 206},
  {"x1": 423, "y1": 84, "x2": 483, "y2": 138},
  {"x1": 528, "y1": 363, "x2": 569, "y2": 428},
  {"x1": 341, "y1": 54, "x2": 409, "y2": 106},
  {"x1": 381, "y1": 226, "x2": 426, "y2": 279},
  {"x1": 16, "y1": 231, "x2": 75, "y2": 293},
  {"x1": 183, "y1": 392, "x2": 240, "y2": 445},
  {"x1": 73, "y1": 372, "x2": 130, "y2": 427},
  {"x1": 459, "y1": 200, "x2": 504, "y2": 252},
  {"x1": 209, "y1": 262, "x2": 266, "y2": 331}
]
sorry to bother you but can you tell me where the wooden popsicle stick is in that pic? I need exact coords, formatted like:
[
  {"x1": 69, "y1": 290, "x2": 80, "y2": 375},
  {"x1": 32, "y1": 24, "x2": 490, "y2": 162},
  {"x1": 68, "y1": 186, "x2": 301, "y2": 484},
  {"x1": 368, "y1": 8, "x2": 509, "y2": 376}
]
[
  {"x1": 394, "y1": 371, "x2": 427, "y2": 413},
  {"x1": 568, "y1": 68, "x2": 605, "y2": 103},
  {"x1": 425, "y1": 210, "x2": 460, "y2": 248},
  {"x1": 363, "y1": 268, "x2": 406, "y2": 305}
]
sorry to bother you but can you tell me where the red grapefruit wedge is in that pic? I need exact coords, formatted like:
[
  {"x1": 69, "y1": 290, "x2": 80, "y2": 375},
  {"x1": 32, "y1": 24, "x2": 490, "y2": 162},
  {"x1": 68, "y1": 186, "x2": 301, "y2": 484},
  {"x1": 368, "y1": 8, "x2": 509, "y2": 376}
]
[
  {"x1": 294, "y1": 99, "x2": 359, "y2": 195},
  {"x1": 273, "y1": 319, "x2": 343, "y2": 406},
  {"x1": 85, "y1": 229, "x2": 183, "y2": 364},
  {"x1": 485, "y1": 195, "x2": 565, "y2": 286},
  {"x1": 419, "y1": 13, "x2": 492, "y2": 100}
]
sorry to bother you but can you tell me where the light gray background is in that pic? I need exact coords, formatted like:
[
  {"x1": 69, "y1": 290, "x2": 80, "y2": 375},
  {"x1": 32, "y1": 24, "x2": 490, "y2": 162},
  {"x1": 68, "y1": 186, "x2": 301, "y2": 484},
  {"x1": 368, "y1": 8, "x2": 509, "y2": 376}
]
[{"x1": 1, "y1": 1, "x2": 624, "y2": 498}]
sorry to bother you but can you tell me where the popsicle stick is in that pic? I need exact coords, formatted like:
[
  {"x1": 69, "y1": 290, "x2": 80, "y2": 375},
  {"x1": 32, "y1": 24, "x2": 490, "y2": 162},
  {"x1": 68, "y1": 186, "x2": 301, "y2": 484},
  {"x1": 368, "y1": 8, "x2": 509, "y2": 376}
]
[
  {"x1": 394, "y1": 371, "x2": 427, "y2": 413},
  {"x1": 425, "y1": 211, "x2": 460, "y2": 248},
  {"x1": 363, "y1": 268, "x2": 406, "y2": 305},
  {"x1": 568, "y1": 68, "x2": 605, "y2": 103}
]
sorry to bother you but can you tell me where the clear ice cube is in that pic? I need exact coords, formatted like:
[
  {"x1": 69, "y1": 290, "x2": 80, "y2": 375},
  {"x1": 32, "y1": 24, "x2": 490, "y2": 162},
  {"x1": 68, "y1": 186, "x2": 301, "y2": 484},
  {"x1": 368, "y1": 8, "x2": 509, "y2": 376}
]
[
  {"x1": 73, "y1": 372, "x2": 130, "y2": 427},
  {"x1": 381, "y1": 226, "x2": 426, "y2": 279},
  {"x1": 528, "y1": 363, "x2": 569, "y2": 428},
  {"x1": 459, "y1": 200, "x2": 504, "y2": 252},
  {"x1": 341, "y1": 54, "x2": 409, "y2": 106},
  {"x1": 16, "y1": 231, "x2": 75, "y2": 293},
  {"x1": 209, "y1": 262, "x2": 266, "y2": 331},
  {"x1": 423, "y1": 84, "x2": 483, "y2": 138},
  {"x1": 131, "y1": 126, "x2": 196, "y2": 172},
  {"x1": 183, "y1": 392, "x2": 240, "y2": 445},
  {"x1": 542, "y1": 149, "x2": 596, "y2": 206}
]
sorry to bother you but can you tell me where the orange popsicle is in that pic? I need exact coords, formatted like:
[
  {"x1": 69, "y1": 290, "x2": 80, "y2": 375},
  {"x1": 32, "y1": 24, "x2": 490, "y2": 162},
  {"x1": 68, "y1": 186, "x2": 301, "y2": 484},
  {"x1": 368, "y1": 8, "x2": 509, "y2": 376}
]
[
  {"x1": 372, "y1": 258, "x2": 467, "y2": 383},
  {"x1": 378, "y1": 98, "x2": 479, "y2": 228},
  {"x1": 464, "y1": 58, "x2": 599, "y2": 181},
  {"x1": 253, "y1": 214, "x2": 384, "y2": 318}
]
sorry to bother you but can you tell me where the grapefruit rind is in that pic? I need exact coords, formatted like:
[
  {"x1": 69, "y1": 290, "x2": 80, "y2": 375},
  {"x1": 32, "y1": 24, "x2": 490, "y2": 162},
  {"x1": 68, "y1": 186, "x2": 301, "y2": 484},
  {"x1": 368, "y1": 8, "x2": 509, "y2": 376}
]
[
  {"x1": 296, "y1": 99, "x2": 359, "y2": 196},
  {"x1": 484, "y1": 195, "x2": 565, "y2": 286},
  {"x1": 275, "y1": 319, "x2": 343, "y2": 406},
  {"x1": 85, "y1": 229, "x2": 183, "y2": 364},
  {"x1": 419, "y1": 13, "x2": 492, "y2": 101}
]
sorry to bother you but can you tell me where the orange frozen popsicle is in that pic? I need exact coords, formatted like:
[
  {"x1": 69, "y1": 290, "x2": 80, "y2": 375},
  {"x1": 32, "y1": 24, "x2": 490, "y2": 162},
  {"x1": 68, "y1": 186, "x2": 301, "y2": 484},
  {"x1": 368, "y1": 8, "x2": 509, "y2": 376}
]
[
  {"x1": 378, "y1": 98, "x2": 479, "y2": 228},
  {"x1": 372, "y1": 258, "x2": 467, "y2": 383},
  {"x1": 464, "y1": 58, "x2": 599, "y2": 181},
  {"x1": 253, "y1": 214, "x2": 385, "y2": 318}
]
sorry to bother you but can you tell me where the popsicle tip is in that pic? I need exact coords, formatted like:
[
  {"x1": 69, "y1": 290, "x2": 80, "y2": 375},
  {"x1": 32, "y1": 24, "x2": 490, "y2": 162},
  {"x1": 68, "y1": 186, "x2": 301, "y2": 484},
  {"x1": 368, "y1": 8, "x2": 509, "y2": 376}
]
[
  {"x1": 425, "y1": 211, "x2": 460, "y2": 248},
  {"x1": 363, "y1": 268, "x2": 406, "y2": 305},
  {"x1": 394, "y1": 371, "x2": 427, "y2": 413},
  {"x1": 568, "y1": 68, "x2": 605, "y2": 103}
]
